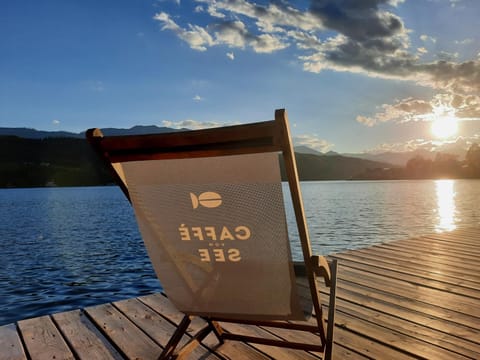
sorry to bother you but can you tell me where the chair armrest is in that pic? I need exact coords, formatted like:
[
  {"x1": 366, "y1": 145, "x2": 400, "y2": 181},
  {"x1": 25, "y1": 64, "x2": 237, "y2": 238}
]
[
  {"x1": 292, "y1": 255, "x2": 332, "y2": 287},
  {"x1": 311, "y1": 255, "x2": 332, "y2": 287}
]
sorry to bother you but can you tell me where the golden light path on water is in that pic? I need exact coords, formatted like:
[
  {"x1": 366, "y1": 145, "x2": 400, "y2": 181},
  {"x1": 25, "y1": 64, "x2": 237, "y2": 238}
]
[{"x1": 435, "y1": 179, "x2": 457, "y2": 232}]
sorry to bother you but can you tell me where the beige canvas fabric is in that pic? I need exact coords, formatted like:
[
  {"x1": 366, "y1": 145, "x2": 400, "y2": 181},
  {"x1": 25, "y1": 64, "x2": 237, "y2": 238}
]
[{"x1": 116, "y1": 152, "x2": 305, "y2": 320}]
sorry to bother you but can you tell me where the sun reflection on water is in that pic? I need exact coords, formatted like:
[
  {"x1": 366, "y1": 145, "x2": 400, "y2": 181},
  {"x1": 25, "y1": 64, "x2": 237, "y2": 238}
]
[{"x1": 435, "y1": 180, "x2": 457, "y2": 232}]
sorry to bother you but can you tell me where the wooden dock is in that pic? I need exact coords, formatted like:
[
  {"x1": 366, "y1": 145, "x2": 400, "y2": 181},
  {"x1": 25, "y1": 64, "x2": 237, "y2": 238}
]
[{"x1": 1, "y1": 227, "x2": 479, "y2": 359}]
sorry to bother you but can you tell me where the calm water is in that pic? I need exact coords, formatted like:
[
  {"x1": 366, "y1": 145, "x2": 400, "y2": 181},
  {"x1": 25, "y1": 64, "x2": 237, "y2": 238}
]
[{"x1": 1, "y1": 180, "x2": 479, "y2": 325}]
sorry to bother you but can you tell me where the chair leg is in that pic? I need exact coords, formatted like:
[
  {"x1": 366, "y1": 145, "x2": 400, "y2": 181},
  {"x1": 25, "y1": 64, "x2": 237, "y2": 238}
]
[
  {"x1": 159, "y1": 317, "x2": 224, "y2": 359},
  {"x1": 158, "y1": 315, "x2": 192, "y2": 360},
  {"x1": 174, "y1": 322, "x2": 215, "y2": 359},
  {"x1": 207, "y1": 320, "x2": 225, "y2": 345},
  {"x1": 324, "y1": 259, "x2": 338, "y2": 360}
]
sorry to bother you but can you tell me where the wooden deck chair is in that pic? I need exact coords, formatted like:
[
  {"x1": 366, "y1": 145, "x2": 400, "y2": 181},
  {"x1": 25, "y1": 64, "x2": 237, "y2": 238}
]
[{"x1": 86, "y1": 109, "x2": 338, "y2": 360}]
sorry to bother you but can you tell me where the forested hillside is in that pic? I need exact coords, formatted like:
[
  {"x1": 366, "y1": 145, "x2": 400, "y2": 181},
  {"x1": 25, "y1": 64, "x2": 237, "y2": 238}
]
[
  {"x1": 280, "y1": 153, "x2": 392, "y2": 180},
  {"x1": 4, "y1": 135, "x2": 477, "y2": 188},
  {"x1": 0, "y1": 136, "x2": 391, "y2": 188},
  {"x1": 0, "y1": 136, "x2": 111, "y2": 187}
]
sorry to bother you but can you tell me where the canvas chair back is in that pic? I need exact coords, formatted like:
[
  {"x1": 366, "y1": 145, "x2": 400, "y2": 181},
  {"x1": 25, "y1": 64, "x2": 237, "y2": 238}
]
[{"x1": 115, "y1": 152, "x2": 305, "y2": 320}]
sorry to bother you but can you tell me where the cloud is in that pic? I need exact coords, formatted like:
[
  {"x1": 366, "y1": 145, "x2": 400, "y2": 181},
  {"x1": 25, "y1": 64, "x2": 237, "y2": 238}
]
[
  {"x1": 309, "y1": 1, "x2": 405, "y2": 43},
  {"x1": 417, "y1": 47, "x2": 428, "y2": 55},
  {"x1": 154, "y1": 1, "x2": 480, "y2": 96},
  {"x1": 420, "y1": 34, "x2": 436, "y2": 44},
  {"x1": 357, "y1": 93, "x2": 480, "y2": 127},
  {"x1": 154, "y1": 12, "x2": 214, "y2": 51},
  {"x1": 366, "y1": 135, "x2": 478, "y2": 155},
  {"x1": 226, "y1": 51, "x2": 235, "y2": 60},
  {"x1": 193, "y1": 94, "x2": 203, "y2": 101},
  {"x1": 436, "y1": 51, "x2": 459, "y2": 61},
  {"x1": 293, "y1": 134, "x2": 334, "y2": 153},
  {"x1": 156, "y1": 0, "x2": 180, "y2": 4},
  {"x1": 196, "y1": 0, "x2": 323, "y2": 33},
  {"x1": 367, "y1": 139, "x2": 438, "y2": 154},
  {"x1": 455, "y1": 38, "x2": 474, "y2": 45},
  {"x1": 162, "y1": 119, "x2": 240, "y2": 130},
  {"x1": 154, "y1": 11, "x2": 288, "y2": 53},
  {"x1": 52, "y1": 119, "x2": 60, "y2": 126},
  {"x1": 357, "y1": 97, "x2": 433, "y2": 126},
  {"x1": 251, "y1": 33, "x2": 288, "y2": 53},
  {"x1": 450, "y1": 94, "x2": 480, "y2": 119}
]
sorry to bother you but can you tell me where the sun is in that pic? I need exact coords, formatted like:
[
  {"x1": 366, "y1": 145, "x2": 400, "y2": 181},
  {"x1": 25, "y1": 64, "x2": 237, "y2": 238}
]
[{"x1": 431, "y1": 116, "x2": 458, "y2": 139}]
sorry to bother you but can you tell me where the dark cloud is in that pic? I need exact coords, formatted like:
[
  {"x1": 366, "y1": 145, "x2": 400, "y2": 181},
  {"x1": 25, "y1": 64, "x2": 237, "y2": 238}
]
[
  {"x1": 417, "y1": 60, "x2": 480, "y2": 94},
  {"x1": 310, "y1": 0, "x2": 404, "y2": 41},
  {"x1": 396, "y1": 99, "x2": 433, "y2": 114}
]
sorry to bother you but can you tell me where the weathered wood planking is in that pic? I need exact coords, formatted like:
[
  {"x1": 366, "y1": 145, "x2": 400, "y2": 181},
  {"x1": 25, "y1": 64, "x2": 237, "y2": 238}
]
[
  {"x1": 138, "y1": 293, "x2": 273, "y2": 360},
  {"x1": 52, "y1": 310, "x2": 123, "y2": 360},
  {"x1": 0, "y1": 227, "x2": 479, "y2": 360},
  {"x1": 328, "y1": 228, "x2": 480, "y2": 359},
  {"x1": 0, "y1": 324, "x2": 26, "y2": 360},
  {"x1": 17, "y1": 315, "x2": 74, "y2": 360}
]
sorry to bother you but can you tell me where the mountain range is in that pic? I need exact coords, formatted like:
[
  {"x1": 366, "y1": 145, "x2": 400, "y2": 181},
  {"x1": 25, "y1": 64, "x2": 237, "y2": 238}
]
[
  {"x1": 0, "y1": 125, "x2": 177, "y2": 139},
  {"x1": 2, "y1": 125, "x2": 478, "y2": 187},
  {"x1": 3, "y1": 125, "x2": 471, "y2": 167}
]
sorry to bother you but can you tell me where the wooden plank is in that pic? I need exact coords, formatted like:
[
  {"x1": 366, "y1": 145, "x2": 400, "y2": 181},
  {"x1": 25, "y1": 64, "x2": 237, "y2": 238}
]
[
  {"x1": 386, "y1": 239, "x2": 480, "y2": 261},
  {"x1": 350, "y1": 247, "x2": 480, "y2": 283},
  {"x1": 373, "y1": 244, "x2": 480, "y2": 272},
  {"x1": 333, "y1": 252, "x2": 480, "y2": 292},
  {"x1": 379, "y1": 242, "x2": 480, "y2": 267},
  {"x1": 335, "y1": 249, "x2": 480, "y2": 289},
  {"x1": 412, "y1": 233, "x2": 480, "y2": 246},
  {"x1": 257, "y1": 322, "x2": 369, "y2": 360},
  {"x1": 318, "y1": 342, "x2": 368, "y2": 360},
  {"x1": 336, "y1": 280, "x2": 480, "y2": 338},
  {"x1": 356, "y1": 249, "x2": 480, "y2": 284},
  {"x1": 452, "y1": 228, "x2": 480, "y2": 238},
  {"x1": 338, "y1": 266, "x2": 480, "y2": 316},
  {"x1": 334, "y1": 294, "x2": 480, "y2": 358},
  {"x1": 378, "y1": 237, "x2": 479, "y2": 260},
  {"x1": 0, "y1": 323, "x2": 27, "y2": 360},
  {"x1": 217, "y1": 320, "x2": 321, "y2": 360},
  {"x1": 298, "y1": 283, "x2": 479, "y2": 358},
  {"x1": 333, "y1": 256, "x2": 480, "y2": 299},
  {"x1": 17, "y1": 315, "x2": 74, "y2": 360},
  {"x1": 423, "y1": 231, "x2": 480, "y2": 245},
  {"x1": 326, "y1": 284, "x2": 480, "y2": 347},
  {"x1": 52, "y1": 309, "x2": 123, "y2": 360},
  {"x1": 411, "y1": 233, "x2": 480, "y2": 249},
  {"x1": 86, "y1": 302, "x2": 162, "y2": 359},
  {"x1": 331, "y1": 325, "x2": 414, "y2": 360},
  {"x1": 139, "y1": 293, "x2": 274, "y2": 360},
  {"x1": 334, "y1": 311, "x2": 471, "y2": 360},
  {"x1": 113, "y1": 297, "x2": 219, "y2": 359}
]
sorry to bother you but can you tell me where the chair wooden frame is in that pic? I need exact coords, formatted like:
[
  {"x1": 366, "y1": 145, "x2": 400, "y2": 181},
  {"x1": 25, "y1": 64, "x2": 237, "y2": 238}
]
[{"x1": 87, "y1": 109, "x2": 337, "y2": 360}]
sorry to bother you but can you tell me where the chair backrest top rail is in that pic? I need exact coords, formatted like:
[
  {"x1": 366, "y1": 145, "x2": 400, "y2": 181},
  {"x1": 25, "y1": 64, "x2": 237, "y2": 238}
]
[{"x1": 87, "y1": 119, "x2": 285, "y2": 162}]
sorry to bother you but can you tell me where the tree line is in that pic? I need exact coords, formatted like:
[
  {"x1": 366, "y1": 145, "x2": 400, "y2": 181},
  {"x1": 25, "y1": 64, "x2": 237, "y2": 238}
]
[
  {"x1": 0, "y1": 136, "x2": 111, "y2": 188},
  {"x1": 356, "y1": 143, "x2": 480, "y2": 180},
  {"x1": 1, "y1": 136, "x2": 479, "y2": 188}
]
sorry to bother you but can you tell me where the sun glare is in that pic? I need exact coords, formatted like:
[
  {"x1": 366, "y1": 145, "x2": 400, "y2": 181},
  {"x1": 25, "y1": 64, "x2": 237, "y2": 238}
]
[{"x1": 431, "y1": 116, "x2": 458, "y2": 139}]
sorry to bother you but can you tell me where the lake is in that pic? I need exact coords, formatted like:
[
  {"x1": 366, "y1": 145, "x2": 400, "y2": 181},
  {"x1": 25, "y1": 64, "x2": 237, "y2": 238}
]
[{"x1": 1, "y1": 180, "x2": 479, "y2": 325}]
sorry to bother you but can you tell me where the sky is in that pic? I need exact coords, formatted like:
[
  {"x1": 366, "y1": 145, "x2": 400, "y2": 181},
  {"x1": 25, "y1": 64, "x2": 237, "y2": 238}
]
[{"x1": 1, "y1": 0, "x2": 479, "y2": 154}]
